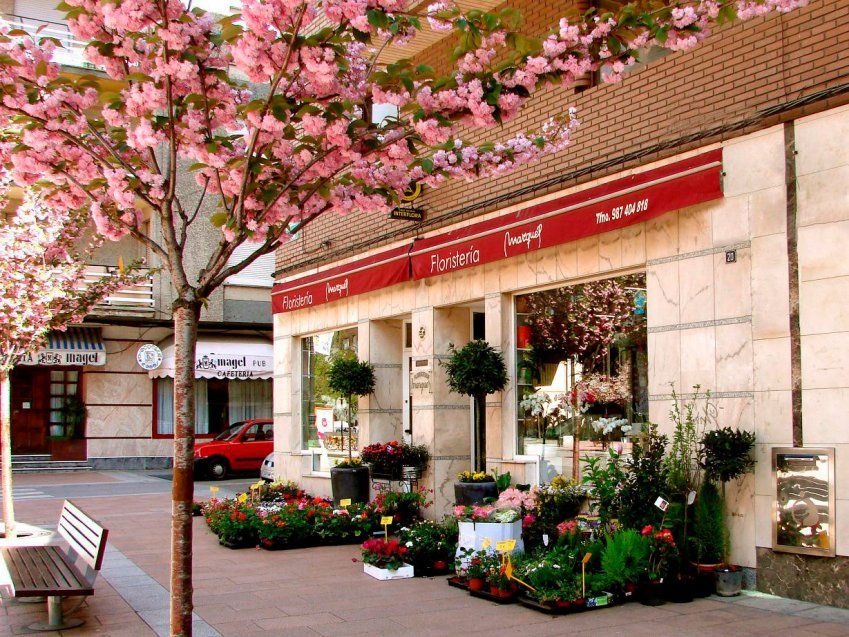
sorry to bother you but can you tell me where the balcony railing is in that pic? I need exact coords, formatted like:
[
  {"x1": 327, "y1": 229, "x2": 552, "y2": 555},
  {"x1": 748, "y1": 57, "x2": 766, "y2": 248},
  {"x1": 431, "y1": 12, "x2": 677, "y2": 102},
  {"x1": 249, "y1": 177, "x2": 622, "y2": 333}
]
[
  {"x1": 3, "y1": 14, "x2": 97, "y2": 70},
  {"x1": 83, "y1": 265, "x2": 155, "y2": 314}
]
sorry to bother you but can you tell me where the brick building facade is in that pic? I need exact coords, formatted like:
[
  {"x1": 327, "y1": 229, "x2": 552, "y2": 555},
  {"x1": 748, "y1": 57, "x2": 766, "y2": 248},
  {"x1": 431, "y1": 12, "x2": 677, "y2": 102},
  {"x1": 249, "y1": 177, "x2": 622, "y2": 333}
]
[{"x1": 272, "y1": 0, "x2": 849, "y2": 606}]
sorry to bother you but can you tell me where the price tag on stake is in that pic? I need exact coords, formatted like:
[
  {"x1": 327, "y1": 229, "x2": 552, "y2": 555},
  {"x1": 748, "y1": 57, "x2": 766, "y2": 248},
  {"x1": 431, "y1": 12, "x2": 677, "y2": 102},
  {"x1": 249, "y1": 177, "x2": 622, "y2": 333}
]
[
  {"x1": 480, "y1": 538, "x2": 492, "y2": 550},
  {"x1": 495, "y1": 539, "x2": 516, "y2": 553},
  {"x1": 209, "y1": 486, "x2": 219, "y2": 496},
  {"x1": 339, "y1": 499, "x2": 352, "y2": 507},
  {"x1": 654, "y1": 497, "x2": 669, "y2": 512},
  {"x1": 581, "y1": 552, "x2": 592, "y2": 565},
  {"x1": 380, "y1": 516, "x2": 394, "y2": 526}
]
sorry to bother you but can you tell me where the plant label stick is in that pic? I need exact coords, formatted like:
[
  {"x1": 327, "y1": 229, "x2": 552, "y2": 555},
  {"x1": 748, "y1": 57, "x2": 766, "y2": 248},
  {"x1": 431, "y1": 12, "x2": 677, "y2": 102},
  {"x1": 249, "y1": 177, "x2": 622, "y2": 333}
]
[
  {"x1": 654, "y1": 497, "x2": 669, "y2": 511},
  {"x1": 495, "y1": 539, "x2": 516, "y2": 553},
  {"x1": 340, "y1": 498, "x2": 352, "y2": 507},
  {"x1": 581, "y1": 552, "x2": 592, "y2": 597},
  {"x1": 380, "y1": 515, "x2": 393, "y2": 538}
]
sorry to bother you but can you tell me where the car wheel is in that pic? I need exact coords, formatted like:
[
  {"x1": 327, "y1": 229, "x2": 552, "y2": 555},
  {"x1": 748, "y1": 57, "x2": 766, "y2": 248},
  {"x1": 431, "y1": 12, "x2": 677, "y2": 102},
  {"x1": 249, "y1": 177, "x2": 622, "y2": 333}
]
[{"x1": 207, "y1": 457, "x2": 229, "y2": 480}]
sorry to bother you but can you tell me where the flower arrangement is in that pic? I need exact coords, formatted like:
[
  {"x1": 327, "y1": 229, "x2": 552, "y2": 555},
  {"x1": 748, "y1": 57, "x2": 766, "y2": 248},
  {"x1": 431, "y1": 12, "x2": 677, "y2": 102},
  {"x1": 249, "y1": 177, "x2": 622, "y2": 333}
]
[
  {"x1": 457, "y1": 470, "x2": 494, "y2": 483},
  {"x1": 361, "y1": 440, "x2": 431, "y2": 477},
  {"x1": 641, "y1": 525, "x2": 677, "y2": 582},
  {"x1": 398, "y1": 519, "x2": 458, "y2": 570},
  {"x1": 453, "y1": 504, "x2": 495, "y2": 522},
  {"x1": 373, "y1": 487, "x2": 431, "y2": 526},
  {"x1": 496, "y1": 487, "x2": 537, "y2": 512},
  {"x1": 572, "y1": 373, "x2": 631, "y2": 407},
  {"x1": 333, "y1": 456, "x2": 363, "y2": 468},
  {"x1": 360, "y1": 538, "x2": 408, "y2": 571}
]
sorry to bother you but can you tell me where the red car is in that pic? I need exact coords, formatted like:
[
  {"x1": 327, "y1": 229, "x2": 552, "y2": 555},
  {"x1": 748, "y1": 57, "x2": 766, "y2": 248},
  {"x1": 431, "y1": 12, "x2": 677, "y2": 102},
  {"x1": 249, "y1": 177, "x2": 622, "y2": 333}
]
[{"x1": 193, "y1": 419, "x2": 274, "y2": 480}]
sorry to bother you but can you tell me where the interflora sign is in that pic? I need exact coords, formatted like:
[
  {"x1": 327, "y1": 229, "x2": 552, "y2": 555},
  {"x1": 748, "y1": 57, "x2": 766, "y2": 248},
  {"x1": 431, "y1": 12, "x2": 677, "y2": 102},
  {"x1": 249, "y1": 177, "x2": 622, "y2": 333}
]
[
  {"x1": 410, "y1": 149, "x2": 723, "y2": 279},
  {"x1": 271, "y1": 150, "x2": 723, "y2": 313}
]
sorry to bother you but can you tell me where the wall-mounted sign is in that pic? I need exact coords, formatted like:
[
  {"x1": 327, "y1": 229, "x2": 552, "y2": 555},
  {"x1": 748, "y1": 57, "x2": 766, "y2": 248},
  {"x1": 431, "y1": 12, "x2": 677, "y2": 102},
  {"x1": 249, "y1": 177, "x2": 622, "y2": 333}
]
[
  {"x1": 773, "y1": 447, "x2": 836, "y2": 557},
  {"x1": 390, "y1": 207, "x2": 425, "y2": 221},
  {"x1": 136, "y1": 344, "x2": 163, "y2": 371}
]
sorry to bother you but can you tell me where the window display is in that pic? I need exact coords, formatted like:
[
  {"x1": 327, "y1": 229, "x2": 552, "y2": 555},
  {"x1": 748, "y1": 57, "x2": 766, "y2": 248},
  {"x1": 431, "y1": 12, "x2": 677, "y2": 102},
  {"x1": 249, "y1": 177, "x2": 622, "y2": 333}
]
[
  {"x1": 300, "y1": 327, "x2": 358, "y2": 452},
  {"x1": 515, "y1": 274, "x2": 648, "y2": 479}
]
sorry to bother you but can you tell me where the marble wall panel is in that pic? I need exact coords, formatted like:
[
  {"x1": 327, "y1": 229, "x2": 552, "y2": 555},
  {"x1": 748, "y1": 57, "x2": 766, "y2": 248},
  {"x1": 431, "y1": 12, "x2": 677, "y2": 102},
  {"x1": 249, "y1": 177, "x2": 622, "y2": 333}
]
[
  {"x1": 85, "y1": 372, "x2": 150, "y2": 406},
  {"x1": 797, "y1": 164, "x2": 849, "y2": 227},
  {"x1": 646, "y1": 261, "x2": 680, "y2": 328},
  {"x1": 748, "y1": 185, "x2": 786, "y2": 239},
  {"x1": 712, "y1": 195, "x2": 751, "y2": 247},
  {"x1": 798, "y1": 220, "x2": 849, "y2": 282},
  {"x1": 753, "y1": 337, "x2": 792, "y2": 392},
  {"x1": 715, "y1": 322, "x2": 754, "y2": 393},
  {"x1": 722, "y1": 126, "x2": 786, "y2": 197},
  {"x1": 645, "y1": 212, "x2": 679, "y2": 260},
  {"x1": 679, "y1": 254, "x2": 715, "y2": 324},
  {"x1": 576, "y1": 235, "x2": 600, "y2": 276},
  {"x1": 800, "y1": 277, "x2": 849, "y2": 336},
  {"x1": 802, "y1": 391, "x2": 849, "y2": 445},
  {"x1": 86, "y1": 405, "x2": 151, "y2": 438},
  {"x1": 678, "y1": 203, "x2": 714, "y2": 254},
  {"x1": 598, "y1": 228, "x2": 623, "y2": 272},
  {"x1": 801, "y1": 333, "x2": 849, "y2": 391},
  {"x1": 714, "y1": 248, "x2": 752, "y2": 321},
  {"x1": 679, "y1": 326, "x2": 716, "y2": 391},
  {"x1": 751, "y1": 233, "x2": 791, "y2": 340},
  {"x1": 794, "y1": 104, "x2": 849, "y2": 176},
  {"x1": 620, "y1": 223, "x2": 646, "y2": 267},
  {"x1": 753, "y1": 390, "x2": 793, "y2": 446},
  {"x1": 647, "y1": 330, "x2": 681, "y2": 395}
]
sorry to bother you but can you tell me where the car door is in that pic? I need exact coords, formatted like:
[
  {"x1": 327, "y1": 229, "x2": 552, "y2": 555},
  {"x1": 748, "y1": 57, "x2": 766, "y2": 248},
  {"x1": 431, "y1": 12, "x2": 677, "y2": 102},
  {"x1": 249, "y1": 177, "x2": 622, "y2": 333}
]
[
  {"x1": 234, "y1": 422, "x2": 270, "y2": 471},
  {"x1": 257, "y1": 422, "x2": 274, "y2": 462}
]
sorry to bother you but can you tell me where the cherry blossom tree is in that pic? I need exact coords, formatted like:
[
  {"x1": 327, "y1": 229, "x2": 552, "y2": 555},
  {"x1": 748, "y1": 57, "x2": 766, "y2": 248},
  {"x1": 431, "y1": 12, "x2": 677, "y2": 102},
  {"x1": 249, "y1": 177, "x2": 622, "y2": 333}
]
[
  {"x1": 0, "y1": 0, "x2": 807, "y2": 632},
  {"x1": 0, "y1": 191, "x2": 135, "y2": 539}
]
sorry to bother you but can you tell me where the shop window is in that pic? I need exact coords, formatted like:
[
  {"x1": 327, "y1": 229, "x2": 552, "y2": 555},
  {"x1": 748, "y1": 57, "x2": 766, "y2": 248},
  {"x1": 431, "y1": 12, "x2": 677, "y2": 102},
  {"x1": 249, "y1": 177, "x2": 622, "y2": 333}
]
[
  {"x1": 301, "y1": 327, "x2": 358, "y2": 452},
  {"x1": 49, "y1": 370, "x2": 80, "y2": 437},
  {"x1": 155, "y1": 378, "x2": 272, "y2": 436},
  {"x1": 515, "y1": 274, "x2": 648, "y2": 478}
]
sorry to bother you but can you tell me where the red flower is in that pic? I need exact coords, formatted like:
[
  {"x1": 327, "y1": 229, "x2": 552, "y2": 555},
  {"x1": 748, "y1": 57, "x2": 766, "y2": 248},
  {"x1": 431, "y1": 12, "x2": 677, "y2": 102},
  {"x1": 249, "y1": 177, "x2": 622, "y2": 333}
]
[{"x1": 641, "y1": 525, "x2": 653, "y2": 536}]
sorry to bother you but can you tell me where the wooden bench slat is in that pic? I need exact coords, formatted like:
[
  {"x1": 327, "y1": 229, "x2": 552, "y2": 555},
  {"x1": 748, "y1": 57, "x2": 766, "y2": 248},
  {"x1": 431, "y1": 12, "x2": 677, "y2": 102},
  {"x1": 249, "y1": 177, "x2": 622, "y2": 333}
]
[
  {"x1": 59, "y1": 501, "x2": 108, "y2": 571},
  {"x1": 2, "y1": 547, "x2": 93, "y2": 597}
]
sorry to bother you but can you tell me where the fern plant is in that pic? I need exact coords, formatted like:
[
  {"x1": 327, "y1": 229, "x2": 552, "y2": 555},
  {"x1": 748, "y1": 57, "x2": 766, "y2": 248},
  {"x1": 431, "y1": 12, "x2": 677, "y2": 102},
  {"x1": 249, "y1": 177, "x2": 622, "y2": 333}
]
[
  {"x1": 690, "y1": 480, "x2": 725, "y2": 564},
  {"x1": 600, "y1": 529, "x2": 650, "y2": 590}
]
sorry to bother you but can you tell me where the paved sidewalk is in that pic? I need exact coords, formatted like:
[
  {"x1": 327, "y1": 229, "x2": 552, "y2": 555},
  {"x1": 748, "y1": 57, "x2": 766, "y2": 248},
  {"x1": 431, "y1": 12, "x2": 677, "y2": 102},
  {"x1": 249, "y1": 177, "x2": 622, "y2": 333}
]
[{"x1": 2, "y1": 473, "x2": 849, "y2": 636}]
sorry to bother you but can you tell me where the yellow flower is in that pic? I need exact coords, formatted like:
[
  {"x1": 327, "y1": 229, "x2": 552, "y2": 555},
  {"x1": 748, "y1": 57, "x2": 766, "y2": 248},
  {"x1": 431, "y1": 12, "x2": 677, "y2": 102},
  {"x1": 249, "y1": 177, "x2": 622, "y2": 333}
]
[{"x1": 237, "y1": 493, "x2": 248, "y2": 503}]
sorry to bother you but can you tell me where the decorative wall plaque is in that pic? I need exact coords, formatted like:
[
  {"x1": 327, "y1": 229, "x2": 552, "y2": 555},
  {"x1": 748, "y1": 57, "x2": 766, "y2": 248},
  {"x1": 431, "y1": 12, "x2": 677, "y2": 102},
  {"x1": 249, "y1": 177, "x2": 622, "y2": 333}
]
[{"x1": 772, "y1": 447, "x2": 836, "y2": 557}]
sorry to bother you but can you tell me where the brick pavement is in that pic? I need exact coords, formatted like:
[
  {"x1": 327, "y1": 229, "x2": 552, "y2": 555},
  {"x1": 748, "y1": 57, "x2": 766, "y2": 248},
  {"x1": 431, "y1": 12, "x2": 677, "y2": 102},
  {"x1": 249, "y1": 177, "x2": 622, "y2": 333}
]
[{"x1": 2, "y1": 473, "x2": 849, "y2": 636}]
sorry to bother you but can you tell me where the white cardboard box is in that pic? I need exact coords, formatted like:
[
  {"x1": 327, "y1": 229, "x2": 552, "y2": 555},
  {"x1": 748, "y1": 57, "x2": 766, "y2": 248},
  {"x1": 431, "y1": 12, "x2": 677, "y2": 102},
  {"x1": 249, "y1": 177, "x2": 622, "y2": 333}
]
[{"x1": 363, "y1": 563, "x2": 414, "y2": 580}]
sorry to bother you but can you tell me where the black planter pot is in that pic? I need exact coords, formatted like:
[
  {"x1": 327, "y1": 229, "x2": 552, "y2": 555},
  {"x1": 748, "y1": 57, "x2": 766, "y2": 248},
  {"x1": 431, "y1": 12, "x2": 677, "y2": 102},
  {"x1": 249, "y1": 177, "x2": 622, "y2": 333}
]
[
  {"x1": 639, "y1": 581, "x2": 666, "y2": 606},
  {"x1": 454, "y1": 481, "x2": 498, "y2": 505},
  {"x1": 666, "y1": 575, "x2": 696, "y2": 603},
  {"x1": 330, "y1": 466, "x2": 370, "y2": 506}
]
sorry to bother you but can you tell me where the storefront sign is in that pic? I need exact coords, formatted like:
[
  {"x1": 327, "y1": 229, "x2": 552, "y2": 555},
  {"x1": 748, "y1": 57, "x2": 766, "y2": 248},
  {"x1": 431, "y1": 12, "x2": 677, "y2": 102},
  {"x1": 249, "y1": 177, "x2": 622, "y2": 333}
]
[
  {"x1": 136, "y1": 344, "x2": 163, "y2": 371},
  {"x1": 18, "y1": 350, "x2": 105, "y2": 367},
  {"x1": 389, "y1": 207, "x2": 425, "y2": 221},
  {"x1": 195, "y1": 353, "x2": 271, "y2": 379},
  {"x1": 272, "y1": 245, "x2": 412, "y2": 313},
  {"x1": 18, "y1": 327, "x2": 106, "y2": 367},
  {"x1": 410, "y1": 150, "x2": 723, "y2": 279}
]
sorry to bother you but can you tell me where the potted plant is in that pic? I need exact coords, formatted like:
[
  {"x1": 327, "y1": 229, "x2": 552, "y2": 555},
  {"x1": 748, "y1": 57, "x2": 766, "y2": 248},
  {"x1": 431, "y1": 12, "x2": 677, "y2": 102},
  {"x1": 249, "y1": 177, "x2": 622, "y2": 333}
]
[
  {"x1": 360, "y1": 537, "x2": 413, "y2": 580},
  {"x1": 442, "y1": 340, "x2": 507, "y2": 472},
  {"x1": 327, "y1": 356, "x2": 375, "y2": 505},
  {"x1": 640, "y1": 525, "x2": 677, "y2": 606},
  {"x1": 465, "y1": 551, "x2": 487, "y2": 591},
  {"x1": 700, "y1": 427, "x2": 756, "y2": 596},
  {"x1": 689, "y1": 480, "x2": 724, "y2": 596},
  {"x1": 454, "y1": 470, "x2": 498, "y2": 505},
  {"x1": 402, "y1": 443, "x2": 430, "y2": 479}
]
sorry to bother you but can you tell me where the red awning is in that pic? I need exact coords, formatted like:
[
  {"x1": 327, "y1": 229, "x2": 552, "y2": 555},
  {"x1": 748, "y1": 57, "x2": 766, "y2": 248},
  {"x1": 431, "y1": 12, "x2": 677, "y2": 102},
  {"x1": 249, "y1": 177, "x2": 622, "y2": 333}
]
[
  {"x1": 272, "y1": 150, "x2": 723, "y2": 313},
  {"x1": 272, "y1": 245, "x2": 411, "y2": 313},
  {"x1": 410, "y1": 149, "x2": 723, "y2": 279}
]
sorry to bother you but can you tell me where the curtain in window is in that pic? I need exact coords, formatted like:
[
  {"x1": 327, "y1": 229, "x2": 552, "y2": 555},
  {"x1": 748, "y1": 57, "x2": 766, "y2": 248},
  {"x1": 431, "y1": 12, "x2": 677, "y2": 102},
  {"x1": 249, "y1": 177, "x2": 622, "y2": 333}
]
[
  {"x1": 195, "y1": 379, "x2": 209, "y2": 434},
  {"x1": 156, "y1": 378, "x2": 211, "y2": 434},
  {"x1": 228, "y1": 380, "x2": 272, "y2": 422},
  {"x1": 156, "y1": 378, "x2": 174, "y2": 435}
]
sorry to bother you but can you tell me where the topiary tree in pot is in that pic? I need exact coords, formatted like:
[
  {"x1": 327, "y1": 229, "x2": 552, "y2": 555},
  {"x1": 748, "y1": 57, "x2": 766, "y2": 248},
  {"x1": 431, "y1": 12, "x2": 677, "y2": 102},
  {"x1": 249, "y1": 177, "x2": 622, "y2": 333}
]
[
  {"x1": 442, "y1": 340, "x2": 508, "y2": 474},
  {"x1": 327, "y1": 356, "x2": 376, "y2": 505},
  {"x1": 699, "y1": 427, "x2": 755, "y2": 596}
]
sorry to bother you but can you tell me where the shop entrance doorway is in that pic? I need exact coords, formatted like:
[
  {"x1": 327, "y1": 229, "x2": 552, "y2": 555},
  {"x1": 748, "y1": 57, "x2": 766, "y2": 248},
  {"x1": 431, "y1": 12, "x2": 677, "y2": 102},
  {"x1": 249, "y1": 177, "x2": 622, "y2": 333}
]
[
  {"x1": 402, "y1": 320, "x2": 413, "y2": 444},
  {"x1": 10, "y1": 367, "x2": 51, "y2": 454}
]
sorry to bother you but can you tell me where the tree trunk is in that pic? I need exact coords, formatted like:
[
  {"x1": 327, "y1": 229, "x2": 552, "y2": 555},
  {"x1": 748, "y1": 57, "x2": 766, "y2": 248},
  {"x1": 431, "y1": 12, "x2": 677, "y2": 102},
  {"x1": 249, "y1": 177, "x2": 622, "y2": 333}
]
[
  {"x1": 0, "y1": 371, "x2": 15, "y2": 540},
  {"x1": 474, "y1": 393, "x2": 486, "y2": 472},
  {"x1": 170, "y1": 303, "x2": 200, "y2": 637}
]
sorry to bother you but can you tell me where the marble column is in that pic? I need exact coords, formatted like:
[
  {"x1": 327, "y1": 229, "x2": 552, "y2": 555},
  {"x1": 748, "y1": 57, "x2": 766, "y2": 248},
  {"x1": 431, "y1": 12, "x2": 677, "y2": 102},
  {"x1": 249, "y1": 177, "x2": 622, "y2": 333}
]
[
  {"x1": 411, "y1": 305, "x2": 472, "y2": 516},
  {"x1": 358, "y1": 319, "x2": 403, "y2": 445}
]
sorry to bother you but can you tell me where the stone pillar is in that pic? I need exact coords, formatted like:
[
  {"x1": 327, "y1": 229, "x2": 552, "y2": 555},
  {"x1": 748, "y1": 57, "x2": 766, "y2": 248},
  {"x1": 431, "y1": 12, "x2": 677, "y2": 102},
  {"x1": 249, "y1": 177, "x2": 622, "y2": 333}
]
[
  {"x1": 411, "y1": 305, "x2": 471, "y2": 515},
  {"x1": 484, "y1": 292, "x2": 513, "y2": 464},
  {"x1": 358, "y1": 319, "x2": 403, "y2": 445},
  {"x1": 272, "y1": 313, "x2": 301, "y2": 484}
]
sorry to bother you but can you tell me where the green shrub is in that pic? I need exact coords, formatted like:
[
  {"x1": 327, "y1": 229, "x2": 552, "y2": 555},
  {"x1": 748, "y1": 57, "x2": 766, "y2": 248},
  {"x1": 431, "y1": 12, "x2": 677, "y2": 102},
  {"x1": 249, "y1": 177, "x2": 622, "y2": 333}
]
[
  {"x1": 690, "y1": 481, "x2": 725, "y2": 564},
  {"x1": 600, "y1": 529, "x2": 650, "y2": 590}
]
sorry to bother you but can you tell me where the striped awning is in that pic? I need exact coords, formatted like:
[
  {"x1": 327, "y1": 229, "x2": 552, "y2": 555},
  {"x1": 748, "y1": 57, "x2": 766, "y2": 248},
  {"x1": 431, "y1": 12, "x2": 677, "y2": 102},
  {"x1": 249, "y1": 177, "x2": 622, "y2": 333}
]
[{"x1": 19, "y1": 327, "x2": 106, "y2": 367}]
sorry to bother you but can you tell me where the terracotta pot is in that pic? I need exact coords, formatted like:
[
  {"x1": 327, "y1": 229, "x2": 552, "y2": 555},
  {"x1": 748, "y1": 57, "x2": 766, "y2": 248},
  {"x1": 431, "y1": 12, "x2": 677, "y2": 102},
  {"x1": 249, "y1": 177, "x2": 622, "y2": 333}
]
[
  {"x1": 489, "y1": 584, "x2": 500, "y2": 595},
  {"x1": 432, "y1": 560, "x2": 448, "y2": 572},
  {"x1": 497, "y1": 588, "x2": 512, "y2": 599},
  {"x1": 468, "y1": 577, "x2": 485, "y2": 592},
  {"x1": 555, "y1": 600, "x2": 572, "y2": 609}
]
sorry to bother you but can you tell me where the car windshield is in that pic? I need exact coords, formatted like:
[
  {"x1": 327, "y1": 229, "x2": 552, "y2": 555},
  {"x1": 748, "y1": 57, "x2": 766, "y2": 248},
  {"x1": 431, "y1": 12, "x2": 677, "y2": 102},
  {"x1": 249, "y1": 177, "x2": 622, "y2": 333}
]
[{"x1": 213, "y1": 423, "x2": 245, "y2": 441}]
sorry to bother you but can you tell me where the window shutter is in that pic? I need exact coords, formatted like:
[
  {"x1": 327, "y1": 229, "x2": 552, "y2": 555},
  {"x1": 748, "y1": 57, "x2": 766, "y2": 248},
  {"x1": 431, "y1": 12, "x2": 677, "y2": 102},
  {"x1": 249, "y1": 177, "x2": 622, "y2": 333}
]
[{"x1": 225, "y1": 243, "x2": 275, "y2": 288}]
